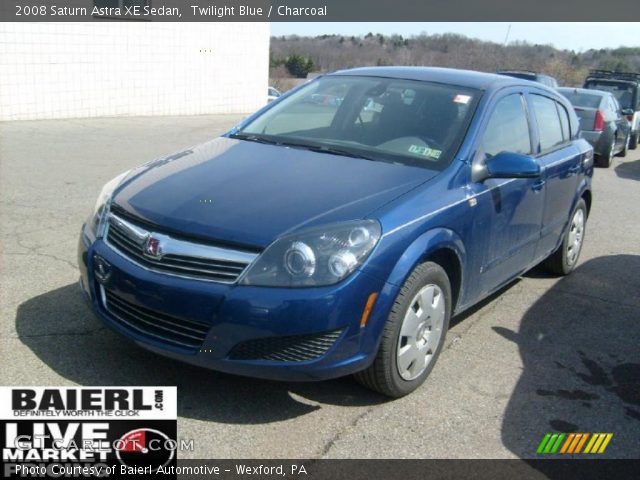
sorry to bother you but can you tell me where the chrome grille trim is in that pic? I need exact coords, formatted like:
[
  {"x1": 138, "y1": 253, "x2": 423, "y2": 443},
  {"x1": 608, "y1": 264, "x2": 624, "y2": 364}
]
[{"x1": 105, "y1": 213, "x2": 258, "y2": 283}]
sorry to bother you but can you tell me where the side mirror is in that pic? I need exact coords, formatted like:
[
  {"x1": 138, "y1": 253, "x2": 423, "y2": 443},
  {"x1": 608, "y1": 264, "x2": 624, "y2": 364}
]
[
  {"x1": 621, "y1": 108, "x2": 634, "y2": 116},
  {"x1": 485, "y1": 152, "x2": 541, "y2": 179}
]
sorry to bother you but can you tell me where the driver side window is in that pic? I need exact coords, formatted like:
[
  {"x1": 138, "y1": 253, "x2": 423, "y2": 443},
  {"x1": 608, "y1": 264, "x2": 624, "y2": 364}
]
[{"x1": 481, "y1": 94, "x2": 532, "y2": 160}]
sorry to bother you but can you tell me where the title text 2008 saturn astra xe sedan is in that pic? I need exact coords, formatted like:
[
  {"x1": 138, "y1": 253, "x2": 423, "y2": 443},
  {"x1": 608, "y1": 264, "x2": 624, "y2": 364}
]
[{"x1": 78, "y1": 67, "x2": 594, "y2": 397}]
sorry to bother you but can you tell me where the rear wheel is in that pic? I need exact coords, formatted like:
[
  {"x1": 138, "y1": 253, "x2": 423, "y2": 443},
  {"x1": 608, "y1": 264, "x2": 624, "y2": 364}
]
[
  {"x1": 629, "y1": 132, "x2": 638, "y2": 150},
  {"x1": 616, "y1": 134, "x2": 629, "y2": 158},
  {"x1": 596, "y1": 141, "x2": 614, "y2": 167},
  {"x1": 354, "y1": 262, "x2": 451, "y2": 398},
  {"x1": 543, "y1": 198, "x2": 587, "y2": 275}
]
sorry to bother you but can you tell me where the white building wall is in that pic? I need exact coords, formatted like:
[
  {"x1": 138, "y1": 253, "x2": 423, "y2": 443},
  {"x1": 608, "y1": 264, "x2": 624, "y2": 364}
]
[{"x1": 0, "y1": 22, "x2": 270, "y2": 120}]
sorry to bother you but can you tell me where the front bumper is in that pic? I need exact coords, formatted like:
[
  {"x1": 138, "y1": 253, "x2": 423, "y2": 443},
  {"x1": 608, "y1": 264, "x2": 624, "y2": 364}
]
[{"x1": 78, "y1": 225, "x2": 395, "y2": 381}]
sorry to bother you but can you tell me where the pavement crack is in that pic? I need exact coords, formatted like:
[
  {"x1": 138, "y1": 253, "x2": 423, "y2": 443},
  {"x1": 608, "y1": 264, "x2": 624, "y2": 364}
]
[
  {"x1": 13, "y1": 237, "x2": 78, "y2": 270},
  {"x1": 320, "y1": 408, "x2": 373, "y2": 458},
  {"x1": 445, "y1": 284, "x2": 519, "y2": 351}
]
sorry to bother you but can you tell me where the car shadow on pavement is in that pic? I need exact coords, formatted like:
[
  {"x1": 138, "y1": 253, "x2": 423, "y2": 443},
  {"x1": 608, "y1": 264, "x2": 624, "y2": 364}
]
[
  {"x1": 615, "y1": 158, "x2": 640, "y2": 181},
  {"x1": 15, "y1": 284, "x2": 389, "y2": 425},
  {"x1": 496, "y1": 254, "x2": 640, "y2": 458}
]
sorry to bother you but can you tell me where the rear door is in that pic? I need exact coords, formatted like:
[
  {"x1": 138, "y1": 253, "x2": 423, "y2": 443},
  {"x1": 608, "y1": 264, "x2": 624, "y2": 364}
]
[{"x1": 527, "y1": 92, "x2": 581, "y2": 259}]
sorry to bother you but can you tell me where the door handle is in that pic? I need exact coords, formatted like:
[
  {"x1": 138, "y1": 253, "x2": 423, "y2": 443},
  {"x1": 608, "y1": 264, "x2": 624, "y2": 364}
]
[{"x1": 531, "y1": 180, "x2": 545, "y2": 192}]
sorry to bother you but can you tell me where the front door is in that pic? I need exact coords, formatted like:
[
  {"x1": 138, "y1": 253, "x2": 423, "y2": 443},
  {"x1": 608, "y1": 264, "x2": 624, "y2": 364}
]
[{"x1": 471, "y1": 92, "x2": 545, "y2": 295}]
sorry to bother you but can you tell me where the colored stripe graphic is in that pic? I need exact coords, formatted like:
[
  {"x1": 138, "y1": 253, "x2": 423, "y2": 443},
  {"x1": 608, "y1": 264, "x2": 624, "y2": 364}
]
[
  {"x1": 537, "y1": 433, "x2": 552, "y2": 454},
  {"x1": 537, "y1": 433, "x2": 565, "y2": 454},
  {"x1": 576, "y1": 433, "x2": 589, "y2": 453},
  {"x1": 538, "y1": 433, "x2": 613, "y2": 454},
  {"x1": 560, "y1": 433, "x2": 575, "y2": 453},
  {"x1": 585, "y1": 433, "x2": 614, "y2": 454},
  {"x1": 598, "y1": 433, "x2": 613, "y2": 453}
]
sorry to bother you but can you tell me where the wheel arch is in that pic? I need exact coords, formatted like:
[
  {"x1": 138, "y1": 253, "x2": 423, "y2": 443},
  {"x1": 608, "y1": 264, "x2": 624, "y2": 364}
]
[{"x1": 385, "y1": 228, "x2": 466, "y2": 312}]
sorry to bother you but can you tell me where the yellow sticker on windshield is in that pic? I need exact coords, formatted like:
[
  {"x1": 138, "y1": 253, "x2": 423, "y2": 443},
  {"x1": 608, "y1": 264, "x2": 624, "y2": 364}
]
[{"x1": 409, "y1": 145, "x2": 442, "y2": 159}]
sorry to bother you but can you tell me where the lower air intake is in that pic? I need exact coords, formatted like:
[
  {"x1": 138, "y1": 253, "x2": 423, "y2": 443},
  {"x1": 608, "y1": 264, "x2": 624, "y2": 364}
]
[{"x1": 228, "y1": 329, "x2": 343, "y2": 362}]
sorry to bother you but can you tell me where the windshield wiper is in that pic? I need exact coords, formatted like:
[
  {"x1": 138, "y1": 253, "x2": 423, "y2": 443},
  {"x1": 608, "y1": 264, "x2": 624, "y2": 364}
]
[
  {"x1": 230, "y1": 133, "x2": 376, "y2": 161},
  {"x1": 279, "y1": 141, "x2": 377, "y2": 161},
  {"x1": 229, "y1": 133, "x2": 280, "y2": 145}
]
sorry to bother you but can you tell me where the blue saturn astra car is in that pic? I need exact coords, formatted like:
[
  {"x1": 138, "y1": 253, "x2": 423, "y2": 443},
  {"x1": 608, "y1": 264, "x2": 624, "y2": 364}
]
[{"x1": 78, "y1": 67, "x2": 593, "y2": 397}]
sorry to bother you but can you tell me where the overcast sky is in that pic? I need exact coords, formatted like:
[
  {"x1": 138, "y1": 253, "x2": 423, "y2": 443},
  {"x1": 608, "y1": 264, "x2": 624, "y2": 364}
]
[{"x1": 270, "y1": 23, "x2": 640, "y2": 52}]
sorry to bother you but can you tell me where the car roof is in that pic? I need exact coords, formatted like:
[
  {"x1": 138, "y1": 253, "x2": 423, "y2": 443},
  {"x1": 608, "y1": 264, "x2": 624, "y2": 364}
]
[
  {"x1": 328, "y1": 66, "x2": 539, "y2": 91},
  {"x1": 560, "y1": 87, "x2": 609, "y2": 97},
  {"x1": 497, "y1": 70, "x2": 537, "y2": 78}
]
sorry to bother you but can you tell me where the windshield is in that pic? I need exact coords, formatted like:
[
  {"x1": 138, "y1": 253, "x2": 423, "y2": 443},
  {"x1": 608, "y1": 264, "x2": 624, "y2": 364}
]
[
  {"x1": 585, "y1": 80, "x2": 636, "y2": 109},
  {"x1": 235, "y1": 75, "x2": 480, "y2": 169}
]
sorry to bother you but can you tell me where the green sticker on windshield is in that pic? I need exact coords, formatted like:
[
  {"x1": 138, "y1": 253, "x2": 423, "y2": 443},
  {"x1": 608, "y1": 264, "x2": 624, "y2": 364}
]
[{"x1": 408, "y1": 145, "x2": 442, "y2": 159}]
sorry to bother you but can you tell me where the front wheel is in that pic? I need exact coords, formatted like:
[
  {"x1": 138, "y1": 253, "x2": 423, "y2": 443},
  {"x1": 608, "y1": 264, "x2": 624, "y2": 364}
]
[
  {"x1": 543, "y1": 198, "x2": 587, "y2": 275},
  {"x1": 354, "y1": 262, "x2": 451, "y2": 397},
  {"x1": 629, "y1": 133, "x2": 638, "y2": 150}
]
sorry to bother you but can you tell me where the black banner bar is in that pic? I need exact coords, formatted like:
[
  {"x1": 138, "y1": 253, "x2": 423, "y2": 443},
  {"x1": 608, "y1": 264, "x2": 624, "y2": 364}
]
[
  {"x1": 170, "y1": 459, "x2": 638, "y2": 480},
  {"x1": 1, "y1": 0, "x2": 640, "y2": 22}
]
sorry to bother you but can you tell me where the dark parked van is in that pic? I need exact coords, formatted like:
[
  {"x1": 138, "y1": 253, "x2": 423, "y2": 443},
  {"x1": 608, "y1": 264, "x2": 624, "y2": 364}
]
[
  {"x1": 497, "y1": 70, "x2": 559, "y2": 89},
  {"x1": 584, "y1": 70, "x2": 640, "y2": 149}
]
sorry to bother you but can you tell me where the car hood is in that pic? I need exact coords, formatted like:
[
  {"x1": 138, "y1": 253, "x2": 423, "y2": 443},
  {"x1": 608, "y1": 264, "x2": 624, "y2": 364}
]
[{"x1": 112, "y1": 137, "x2": 438, "y2": 248}]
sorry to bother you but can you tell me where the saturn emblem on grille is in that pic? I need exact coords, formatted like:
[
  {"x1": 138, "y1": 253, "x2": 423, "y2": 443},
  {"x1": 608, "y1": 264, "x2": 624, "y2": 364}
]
[{"x1": 144, "y1": 236, "x2": 162, "y2": 258}]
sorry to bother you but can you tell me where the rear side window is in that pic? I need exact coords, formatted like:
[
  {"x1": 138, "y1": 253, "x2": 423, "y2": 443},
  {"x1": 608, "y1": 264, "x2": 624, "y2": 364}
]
[
  {"x1": 561, "y1": 91, "x2": 602, "y2": 109},
  {"x1": 481, "y1": 94, "x2": 532, "y2": 158},
  {"x1": 531, "y1": 94, "x2": 564, "y2": 151},
  {"x1": 585, "y1": 81, "x2": 636, "y2": 110}
]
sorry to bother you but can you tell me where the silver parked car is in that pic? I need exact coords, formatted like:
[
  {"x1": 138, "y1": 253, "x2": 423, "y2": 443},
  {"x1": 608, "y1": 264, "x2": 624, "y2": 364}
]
[{"x1": 559, "y1": 87, "x2": 631, "y2": 167}]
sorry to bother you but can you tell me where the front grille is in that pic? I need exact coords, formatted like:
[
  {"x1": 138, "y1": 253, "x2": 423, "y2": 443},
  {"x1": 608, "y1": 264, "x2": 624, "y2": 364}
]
[
  {"x1": 106, "y1": 213, "x2": 257, "y2": 283},
  {"x1": 228, "y1": 329, "x2": 343, "y2": 362},
  {"x1": 102, "y1": 288, "x2": 209, "y2": 351}
]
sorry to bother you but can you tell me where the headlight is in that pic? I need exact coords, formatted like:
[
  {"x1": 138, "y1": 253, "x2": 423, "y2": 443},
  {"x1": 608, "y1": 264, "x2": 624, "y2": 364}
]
[
  {"x1": 241, "y1": 220, "x2": 381, "y2": 287},
  {"x1": 88, "y1": 170, "x2": 130, "y2": 238}
]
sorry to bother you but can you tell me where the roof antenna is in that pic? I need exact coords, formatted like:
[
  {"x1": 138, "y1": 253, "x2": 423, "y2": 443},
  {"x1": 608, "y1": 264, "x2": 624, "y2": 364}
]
[{"x1": 504, "y1": 24, "x2": 512, "y2": 45}]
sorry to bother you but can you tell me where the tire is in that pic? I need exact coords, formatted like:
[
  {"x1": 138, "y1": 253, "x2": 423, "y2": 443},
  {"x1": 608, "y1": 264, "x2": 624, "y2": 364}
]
[
  {"x1": 616, "y1": 134, "x2": 629, "y2": 158},
  {"x1": 354, "y1": 262, "x2": 451, "y2": 398},
  {"x1": 630, "y1": 133, "x2": 638, "y2": 150},
  {"x1": 596, "y1": 141, "x2": 614, "y2": 167},
  {"x1": 543, "y1": 198, "x2": 587, "y2": 275}
]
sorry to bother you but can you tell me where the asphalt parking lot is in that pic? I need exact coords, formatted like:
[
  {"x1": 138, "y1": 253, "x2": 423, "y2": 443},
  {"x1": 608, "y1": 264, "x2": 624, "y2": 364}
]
[{"x1": 1, "y1": 115, "x2": 639, "y2": 459}]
